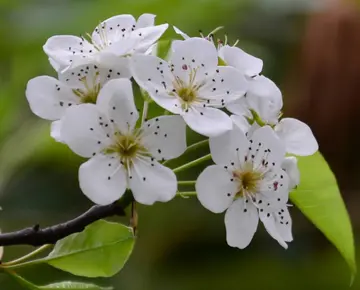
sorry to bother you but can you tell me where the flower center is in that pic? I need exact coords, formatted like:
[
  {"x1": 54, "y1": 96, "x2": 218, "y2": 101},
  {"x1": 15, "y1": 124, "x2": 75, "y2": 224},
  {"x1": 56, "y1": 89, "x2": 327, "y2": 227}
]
[
  {"x1": 73, "y1": 76, "x2": 101, "y2": 104},
  {"x1": 104, "y1": 133, "x2": 148, "y2": 168},
  {"x1": 116, "y1": 135, "x2": 143, "y2": 157},
  {"x1": 233, "y1": 169, "x2": 262, "y2": 197},
  {"x1": 177, "y1": 87, "x2": 197, "y2": 103}
]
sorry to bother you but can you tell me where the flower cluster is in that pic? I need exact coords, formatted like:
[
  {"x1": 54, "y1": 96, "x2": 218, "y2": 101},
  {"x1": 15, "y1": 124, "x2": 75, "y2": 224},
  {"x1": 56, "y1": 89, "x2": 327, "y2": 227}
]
[{"x1": 25, "y1": 13, "x2": 318, "y2": 249}]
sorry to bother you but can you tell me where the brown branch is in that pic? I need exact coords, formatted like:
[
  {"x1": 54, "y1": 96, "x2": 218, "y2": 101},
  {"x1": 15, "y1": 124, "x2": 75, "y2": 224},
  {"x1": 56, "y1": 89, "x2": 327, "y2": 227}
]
[{"x1": 0, "y1": 195, "x2": 132, "y2": 247}]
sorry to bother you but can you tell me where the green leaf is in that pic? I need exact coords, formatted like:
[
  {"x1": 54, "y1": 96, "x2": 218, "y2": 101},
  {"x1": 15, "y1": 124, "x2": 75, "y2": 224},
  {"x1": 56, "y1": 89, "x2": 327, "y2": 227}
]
[
  {"x1": 43, "y1": 220, "x2": 135, "y2": 277},
  {"x1": 291, "y1": 152, "x2": 356, "y2": 278},
  {"x1": 7, "y1": 268, "x2": 112, "y2": 290},
  {"x1": 38, "y1": 281, "x2": 113, "y2": 290}
]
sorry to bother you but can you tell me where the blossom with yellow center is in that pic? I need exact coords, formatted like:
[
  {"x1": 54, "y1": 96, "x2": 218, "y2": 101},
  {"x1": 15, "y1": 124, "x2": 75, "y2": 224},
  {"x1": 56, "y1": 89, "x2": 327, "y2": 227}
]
[{"x1": 196, "y1": 125, "x2": 293, "y2": 249}]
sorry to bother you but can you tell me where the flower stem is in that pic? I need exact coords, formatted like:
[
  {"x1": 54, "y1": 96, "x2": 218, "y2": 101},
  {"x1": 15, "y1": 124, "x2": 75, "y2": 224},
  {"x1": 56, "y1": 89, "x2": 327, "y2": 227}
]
[
  {"x1": 176, "y1": 191, "x2": 197, "y2": 197},
  {"x1": 141, "y1": 101, "x2": 149, "y2": 125},
  {"x1": 1, "y1": 244, "x2": 52, "y2": 267},
  {"x1": 173, "y1": 154, "x2": 212, "y2": 173},
  {"x1": 185, "y1": 139, "x2": 209, "y2": 153},
  {"x1": 130, "y1": 200, "x2": 138, "y2": 236},
  {"x1": 178, "y1": 180, "x2": 196, "y2": 186},
  {"x1": 163, "y1": 139, "x2": 209, "y2": 166}
]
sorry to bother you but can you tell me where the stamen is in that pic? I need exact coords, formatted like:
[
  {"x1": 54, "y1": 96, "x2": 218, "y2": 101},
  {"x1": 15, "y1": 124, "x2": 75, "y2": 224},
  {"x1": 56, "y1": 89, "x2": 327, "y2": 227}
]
[{"x1": 207, "y1": 26, "x2": 224, "y2": 39}]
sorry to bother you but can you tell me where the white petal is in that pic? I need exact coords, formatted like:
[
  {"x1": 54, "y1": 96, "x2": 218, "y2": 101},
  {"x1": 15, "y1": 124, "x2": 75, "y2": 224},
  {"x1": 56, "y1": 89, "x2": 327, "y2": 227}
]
[
  {"x1": 131, "y1": 54, "x2": 182, "y2": 114},
  {"x1": 259, "y1": 211, "x2": 288, "y2": 249},
  {"x1": 170, "y1": 37, "x2": 218, "y2": 84},
  {"x1": 274, "y1": 206, "x2": 293, "y2": 242},
  {"x1": 209, "y1": 123, "x2": 249, "y2": 167},
  {"x1": 109, "y1": 25, "x2": 168, "y2": 56},
  {"x1": 50, "y1": 120, "x2": 65, "y2": 143},
  {"x1": 226, "y1": 95, "x2": 251, "y2": 117},
  {"x1": 281, "y1": 157, "x2": 300, "y2": 190},
  {"x1": 247, "y1": 75, "x2": 283, "y2": 124},
  {"x1": 225, "y1": 198, "x2": 259, "y2": 249},
  {"x1": 183, "y1": 106, "x2": 232, "y2": 137},
  {"x1": 196, "y1": 165, "x2": 238, "y2": 213},
  {"x1": 249, "y1": 126, "x2": 286, "y2": 170},
  {"x1": 49, "y1": 57, "x2": 62, "y2": 72},
  {"x1": 131, "y1": 24, "x2": 169, "y2": 53},
  {"x1": 218, "y1": 45, "x2": 263, "y2": 76},
  {"x1": 92, "y1": 14, "x2": 136, "y2": 46},
  {"x1": 26, "y1": 76, "x2": 79, "y2": 120},
  {"x1": 141, "y1": 115, "x2": 187, "y2": 160},
  {"x1": 230, "y1": 114, "x2": 251, "y2": 134},
  {"x1": 59, "y1": 62, "x2": 129, "y2": 91},
  {"x1": 94, "y1": 54, "x2": 131, "y2": 78},
  {"x1": 101, "y1": 37, "x2": 139, "y2": 57},
  {"x1": 96, "y1": 79, "x2": 139, "y2": 133},
  {"x1": 136, "y1": 13, "x2": 156, "y2": 28},
  {"x1": 60, "y1": 104, "x2": 112, "y2": 158},
  {"x1": 198, "y1": 66, "x2": 248, "y2": 105},
  {"x1": 275, "y1": 118, "x2": 318, "y2": 156},
  {"x1": 245, "y1": 123, "x2": 261, "y2": 138},
  {"x1": 258, "y1": 168, "x2": 290, "y2": 206},
  {"x1": 173, "y1": 26, "x2": 190, "y2": 39},
  {"x1": 43, "y1": 35, "x2": 95, "y2": 69},
  {"x1": 79, "y1": 154, "x2": 127, "y2": 205},
  {"x1": 129, "y1": 157, "x2": 177, "y2": 205}
]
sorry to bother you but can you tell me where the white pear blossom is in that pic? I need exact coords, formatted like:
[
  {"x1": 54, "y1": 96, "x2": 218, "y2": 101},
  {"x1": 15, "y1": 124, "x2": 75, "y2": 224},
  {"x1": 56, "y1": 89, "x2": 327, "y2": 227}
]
[
  {"x1": 228, "y1": 75, "x2": 283, "y2": 128},
  {"x1": 229, "y1": 118, "x2": 301, "y2": 190},
  {"x1": 26, "y1": 63, "x2": 125, "y2": 141},
  {"x1": 196, "y1": 125, "x2": 292, "y2": 249},
  {"x1": 218, "y1": 44, "x2": 281, "y2": 125},
  {"x1": 228, "y1": 77, "x2": 318, "y2": 156},
  {"x1": 218, "y1": 45, "x2": 263, "y2": 78},
  {"x1": 44, "y1": 14, "x2": 168, "y2": 72},
  {"x1": 217, "y1": 44, "x2": 318, "y2": 156},
  {"x1": 131, "y1": 37, "x2": 248, "y2": 137},
  {"x1": 231, "y1": 113, "x2": 318, "y2": 157},
  {"x1": 60, "y1": 78, "x2": 187, "y2": 205}
]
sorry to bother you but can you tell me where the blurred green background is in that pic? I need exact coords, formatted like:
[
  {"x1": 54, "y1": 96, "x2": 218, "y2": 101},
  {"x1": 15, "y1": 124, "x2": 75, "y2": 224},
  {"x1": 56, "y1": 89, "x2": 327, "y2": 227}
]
[{"x1": 0, "y1": 0, "x2": 359, "y2": 289}]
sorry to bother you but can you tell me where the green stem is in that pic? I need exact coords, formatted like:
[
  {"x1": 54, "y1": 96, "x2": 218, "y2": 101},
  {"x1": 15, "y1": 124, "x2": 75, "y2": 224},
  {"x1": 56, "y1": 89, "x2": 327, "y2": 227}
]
[
  {"x1": 176, "y1": 191, "x2": 197, "y2": 197},
  {"x1": 0, "y1": 258, "x2": 43, "y2": 270},
  {"x1": 141, "y1": 101, "x2": 149, "y2": 125},
  {"x1": 185, "y1": 139, "x2": 208, "y2": 153},
  {"x1": 177, "y1": 180, "x2": 196, "y2": 186},
  {"x1": 163, "y1": 139, "x2": 209, "y2": 166},
  {"x1": 173, "y1": 154, "x2": 212, "y2": 173},
  {"x1": 1, "y1": 244, "x2": 52, "y2": 267}
]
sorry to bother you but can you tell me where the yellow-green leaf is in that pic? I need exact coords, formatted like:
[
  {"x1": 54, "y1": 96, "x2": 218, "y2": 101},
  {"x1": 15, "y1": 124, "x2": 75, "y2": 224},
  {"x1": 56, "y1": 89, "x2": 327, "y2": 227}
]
[
  {"x1": 291, "y1": 152, "x2": 356, "y2": 278},
  {"x1": 38, "y1": 281, "x2": 112, "y2": 290},
  {"x1": 43, "y1": 220, "x2": 135, "y2": 278}
]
